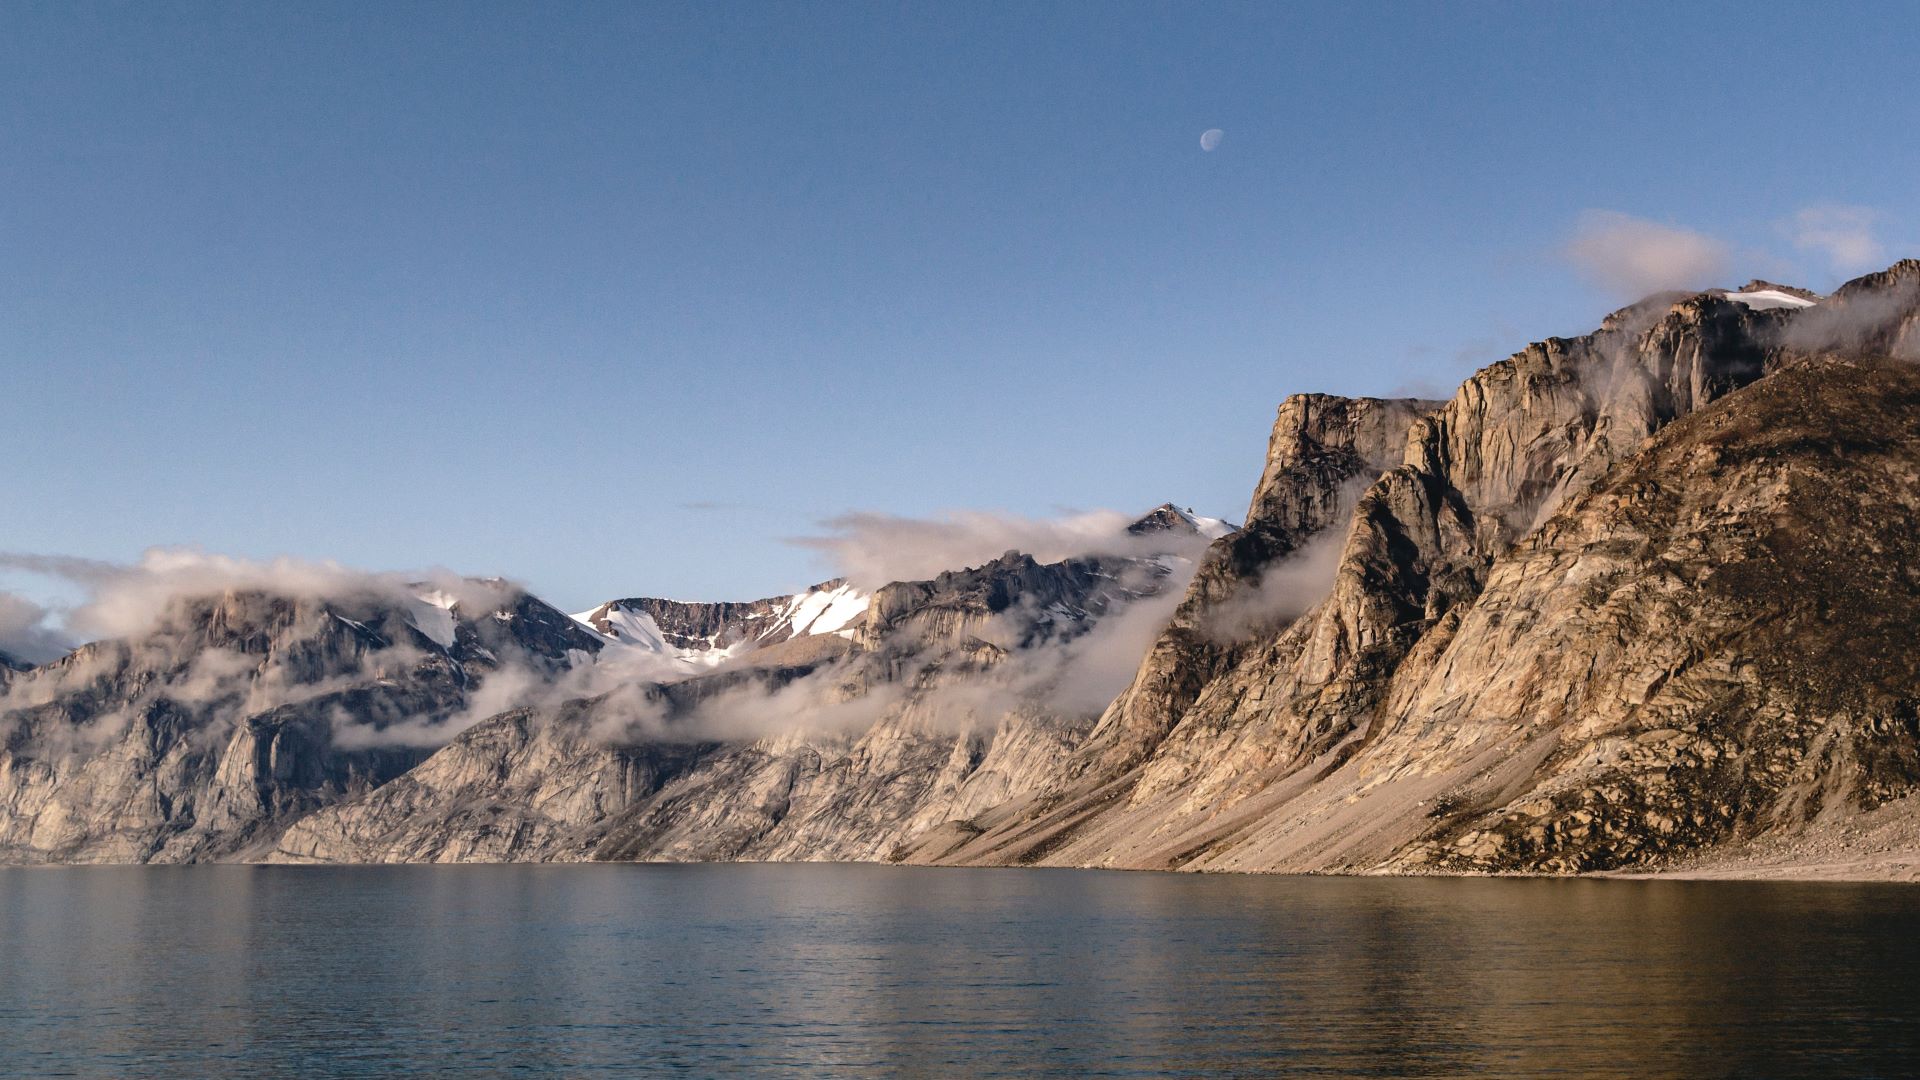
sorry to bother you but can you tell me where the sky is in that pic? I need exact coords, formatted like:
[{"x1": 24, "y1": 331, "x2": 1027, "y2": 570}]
[{"x1": 3, "y1": 1, "x2": 1917, "y2": 615}]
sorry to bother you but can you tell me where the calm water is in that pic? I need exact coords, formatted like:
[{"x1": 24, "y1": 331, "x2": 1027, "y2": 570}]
[{"x1": 2, "y1": 866, "x2": 1918, "y2": 1077}]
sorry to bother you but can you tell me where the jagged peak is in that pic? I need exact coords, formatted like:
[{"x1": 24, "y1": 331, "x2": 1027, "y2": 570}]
[
  {"x1": 1598, "y1": 290, "x2": 1700, "y2": 332},
  {"x1": 1828, "y1": 257, "x2": 1920, "y2": 300},
  {"x1": 1782, "y1": 258, "x2": 1920, "y2": 361},
  {"x1": 1128, "y1": 504, "x2": 1238, "y2": 539}
]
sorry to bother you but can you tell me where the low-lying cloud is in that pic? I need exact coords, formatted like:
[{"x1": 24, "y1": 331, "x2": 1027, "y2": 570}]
[
  {"x1": 789, "y1": 508, "x2": 1212, "y2": 589},
  {"x1": 1198, "y1": 530, "x2": 1347, "y2": 645},
  {"x1": 541, "y1": 552, "x2": 1203, "y2": 751},
  {"x1": 0, "y1": 547, "x2": 515, "y2": 646},
  {"x1": 1, "y1": 509, "x2": 1230, "y2": 758}
]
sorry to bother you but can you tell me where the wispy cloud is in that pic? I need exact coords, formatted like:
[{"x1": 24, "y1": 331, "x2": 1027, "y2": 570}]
[
  {"x1": 1787, "y1": 204, "x2": 1886, "y2": 277},
  {"x1": 0, "y1": 592, "x2": 75, "y2": 664},
  {"x1": 0, "y1": 548, "x2": 510, "y2": 644},
  {"x1": 1563, "y1": 210, "x2": 1729, "y2": 299},
  {"x1": 786, "y1": 508, "x2": 1210, "y2": 590}
]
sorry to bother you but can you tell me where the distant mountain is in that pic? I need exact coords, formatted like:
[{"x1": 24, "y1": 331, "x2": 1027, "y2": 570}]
[
  {"x1": 1127, "y1": 503, "x2": 1237, "y2": 538},
  {"x1": 0, "y1": 503, "x2": 1225, "y2": 864},
  {"x1": 571, "y1": 579, "x2": 868, "y2": 673}
]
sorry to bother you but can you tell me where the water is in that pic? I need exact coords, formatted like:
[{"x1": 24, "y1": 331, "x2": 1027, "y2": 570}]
[{"x1": 2, "y1": 866, "x2": 1918, "y2": 1077}]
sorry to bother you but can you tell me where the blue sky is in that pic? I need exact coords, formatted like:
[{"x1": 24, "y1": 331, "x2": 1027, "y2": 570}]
[{"x1": 3, "y1": 1, "x2": 1916, "y2": 611}]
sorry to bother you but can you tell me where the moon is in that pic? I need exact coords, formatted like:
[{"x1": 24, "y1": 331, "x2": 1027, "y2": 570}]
[{"x1": 1199, "y1": 128, "x2": 1224, "y2": 152}]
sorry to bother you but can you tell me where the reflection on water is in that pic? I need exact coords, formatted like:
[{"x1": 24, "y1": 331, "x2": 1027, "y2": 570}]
[{"x1": 2, "y1": 865, "x2": 1917, "y2": 1077}]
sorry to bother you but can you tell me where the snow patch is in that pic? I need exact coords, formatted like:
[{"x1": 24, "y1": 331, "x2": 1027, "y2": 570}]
[
  {"x1": 1168, "y1": 505, "x2": 1238, "y2": 538},
  {"x1": 569, "y1": 580, "x2": 870, "y2": 674},
  {"x1": 406, "y1": 590, "x2": 459, "y2": 649},
  {"x1": 773, "y1": 582, "x2": 869, "y2": 638},
  {"x1": 569, "y1": 603, "x2": 751, "y2": 673},
  {"x1": 1723, "y1": 289, "x2": 1817, "y2": 311}
]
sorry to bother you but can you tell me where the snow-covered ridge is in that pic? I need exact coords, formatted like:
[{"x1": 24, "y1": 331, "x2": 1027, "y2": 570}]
[
  {"x1": 1168, "y1": 505, "x2": 1237, "y2": 539},
  {"x1": 570, "y1": 580, "x2": 869, "y2": 673},
  {"x1": 768, "y1": 581, "x2": 867, "y2": 640},
  {"x1": 1721, "y1": 288, "x2": 1818, "y2": 311},
  {"x1": 568, "y1": 503, "x2": 1234, "y2": 674}
]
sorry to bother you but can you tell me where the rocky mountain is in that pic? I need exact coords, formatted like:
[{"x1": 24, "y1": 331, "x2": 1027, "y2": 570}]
[
  {"x1": 1128, "y1": 503, "x2": 1238, "y2": 538},
  {"x1": 910, "y1": 260, "x2": 1920, "y2": 876},
  {"x1": 7, "y1": 262, "x2": 1920, "y2": 877},
  {"x1": 572, "y1": 578, "x2": 868, "y2": 672},
  {"x1": 0, "y1": 584, "x2": 601, "y2": 863},
  {"x1": 270, "y1": 517, "x2": 1216, "y2": 863}
]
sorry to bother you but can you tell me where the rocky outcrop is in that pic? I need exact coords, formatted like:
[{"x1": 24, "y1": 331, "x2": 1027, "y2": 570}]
[
  {"x1": 1075, "y1": 394, "x2": 1442, "y2": 775},
  {"x1": 272, "y1": 698, "x2": 716, "y2": 863},
  {"x1": 1782, "y1": 258, "x2": 1920, "y2": 362},
  {"x1": 1376, "y1": 355, "x2": 1920, "y2": 871},
  {"x1": 0, "y1": 652, "x2": 27, "y2": 689},
  {"x1": 912, "y1": 266, "x2": 1920, "y2": 874}
]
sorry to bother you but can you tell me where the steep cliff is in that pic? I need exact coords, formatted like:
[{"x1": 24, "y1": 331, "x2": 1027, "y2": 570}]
[{"x1": 913, "y1": 264, "x2": 1920, "y2": 874}]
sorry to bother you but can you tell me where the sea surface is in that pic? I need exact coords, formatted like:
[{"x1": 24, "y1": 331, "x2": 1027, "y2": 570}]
[{"x1": 2, "y1": 865, "x2": 1917, "y2": 1077}]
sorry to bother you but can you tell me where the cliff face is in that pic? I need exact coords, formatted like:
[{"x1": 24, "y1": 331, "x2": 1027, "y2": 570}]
[
  {"x1": 912, "y1": 265, "x2": 1920, "y2": 874},
  {"x1": 1073, "y1": 394, "x2": 1442, "y2": 776}
]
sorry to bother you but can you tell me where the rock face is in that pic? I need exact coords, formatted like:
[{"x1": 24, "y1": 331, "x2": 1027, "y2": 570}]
[
  {"x1": 1073, "y1": 395, "x2": 1442, "y2": 776},
  {"x1": 8, "y1": 263, "x2": 1920, "y2": 876},
  {"x1": 913, "y1": 262, "x2": 1920, "y2": 874},
  {"x1": 270, "y1": 527, "x2": 1208, "y2": 864},
  {"x1": 573, "y1": 579, "x2": 869, "y2": 671},
  {"x1": 0, "y1": 585, "x2": 600, "y2": 862}
]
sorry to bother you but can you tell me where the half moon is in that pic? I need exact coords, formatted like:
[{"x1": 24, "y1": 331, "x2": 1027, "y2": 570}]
[{"x1": 1199, "y1": 128, "x2": 1224, "y2": 152}]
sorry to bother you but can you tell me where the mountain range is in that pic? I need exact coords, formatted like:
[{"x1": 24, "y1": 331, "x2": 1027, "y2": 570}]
[{"x1": 4, "y1": 263, "x2": 1919, "y2": 878}]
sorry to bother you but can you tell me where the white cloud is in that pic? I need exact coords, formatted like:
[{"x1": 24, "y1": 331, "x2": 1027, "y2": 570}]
[
  {"x1": 1198, "y1": 528, "x2": 1347, "y2": 644},
  {"x1": 0, "y1": 547, "x2": 513, "y2": 643},
  {"x1": 0, "y1": 591, "x2": 75, "y2": 664},
  {"x1": 1788, "y1": 204, "x2": 1886, "y2": 276},
  {"x1": 788, "y1": 508, "x2": 1211, "y2": 590},
  {"x1": 1563, "y1": 210, "x2": 1729, "y2": 299}
]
